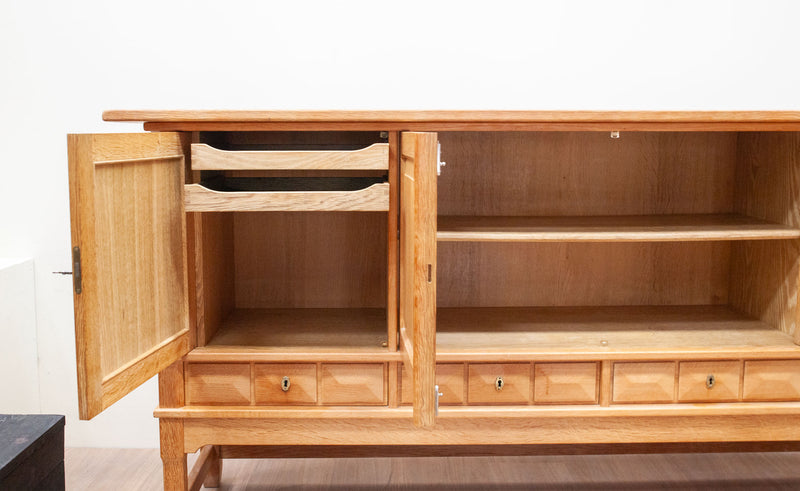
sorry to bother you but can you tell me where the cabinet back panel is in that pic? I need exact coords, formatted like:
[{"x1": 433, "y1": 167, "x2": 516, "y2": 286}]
[
  {"x1": 233, "y1": 212, "x2": 387, "y2": 308},
  {"x1": 437, "y1": 242, "x2": 730, "y2": 307},
  {"x1": 438, "y1": 132, "x2": 738, "y2": 216}
]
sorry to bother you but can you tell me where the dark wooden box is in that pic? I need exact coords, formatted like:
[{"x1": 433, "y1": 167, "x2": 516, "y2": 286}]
[{"x1": 0, "y1": 415, "x2": 65, "y2": 490}]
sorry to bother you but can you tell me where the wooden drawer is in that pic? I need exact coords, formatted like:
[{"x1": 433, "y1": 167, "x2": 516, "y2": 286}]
[
  {"x1": 401, "y1": 364, "x2": 465, "y2": 405},
  {"x1": 254, "y1": 364, "x2": 317, "y2": 405},
  {"x1": 743, "y1": 360, "x2": 800, "y2": 401},
  {"x1": 319, "y1": 364, "x2": 386, "y2": 405},
  {"x1": 468, "y1": 364, "x2": 531, "y2": 405},
  {"x1": 184, "y1": 182, "x2": 389, "y2": 212},
  {"x1": 186, "y1": 363, "x2": 251, "y2": 405},
  {"x1": 678, "y1": 361, "x2": 740, "y2": 402},
  {"x1": 534, "y1": 363, "x2": 598, "y2": 404},
  {"x1": 191, "y1": 143, "x2": 389, "y2": 171},
  {"x1": 613, "y1": 362, "x2": 675, "y2": 404}
]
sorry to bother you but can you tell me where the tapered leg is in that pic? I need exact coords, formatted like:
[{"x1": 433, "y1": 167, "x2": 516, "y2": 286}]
[
  {"x1": 203, "y1": 446, "x2": 223, "y2": 488},
  {"x1": 160, "y1": 419, "x2": 187, "y2": 491}
]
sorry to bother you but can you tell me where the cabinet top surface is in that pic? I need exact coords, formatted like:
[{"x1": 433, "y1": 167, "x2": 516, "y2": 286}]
[
  {"x1": 104, "y1": 110, "x2": 800, "y2": 123},
  {"x1": 103, "y1": 110, "x2": 800, "y2": 131}
]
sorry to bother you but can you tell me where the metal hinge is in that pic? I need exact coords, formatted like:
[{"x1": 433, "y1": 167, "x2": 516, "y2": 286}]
[
  {"x1": 435, "y1": 385, "x2": 444, "y2": 416},
  {"x1": 72, "y1": 247, "x2": 82, "y2": 294}
]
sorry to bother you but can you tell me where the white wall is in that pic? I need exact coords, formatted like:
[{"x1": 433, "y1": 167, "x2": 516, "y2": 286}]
[
  {"x1": 0, "y1": 258, "x2": 40, "y2": 413},
  {"x1": 1, "y1": 0, "x2": 799, "y2": 448}
]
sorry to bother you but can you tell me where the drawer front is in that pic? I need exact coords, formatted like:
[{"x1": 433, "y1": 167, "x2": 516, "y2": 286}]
[
  {"x1": 186, "y1": 363, "x2": 251, "y2": 405},
  {"x1": 678, "y1": 361, "x2": 740, "y2": 402},
  {"x1": 401, "y1": 364, "x2": 465, "y2": 405},
  {"x1": 191, "y1": 143, "x2": 389, "y2": 171},
  {"x1": 743, "y1": 360, "x2": 800, "y2": 401},
  {"x1": 254, "y1": 364, "x2": 317, "y2": 405},
  {"x1": 319, "y1": 364, "x2": 386, "y2": 405},
  {"x1": 613, "y1": 362, "x2": 675, "y2": 403},
  {"x1": 468, "y1": 364, "x2": 531, "y2": 405},
  {"x1": 534, "y1": 363, "x2": 598, "y2": 404}
]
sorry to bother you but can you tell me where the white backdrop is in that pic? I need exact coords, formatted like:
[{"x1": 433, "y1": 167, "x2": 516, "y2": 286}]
[{"x1": 1, "y1": 0, "x2": 799, "y2": 448}]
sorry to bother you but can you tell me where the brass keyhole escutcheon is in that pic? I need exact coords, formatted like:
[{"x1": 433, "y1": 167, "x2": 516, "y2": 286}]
[
  {"x1": 281, "y1": 376, "x2": 291, "y2": 392},
  {"x1": 495, "y1": 376, "x2": 504, "y2": 391},
  {"x1": 706, "y1": 374, "x2": 715, "y2": 389}
]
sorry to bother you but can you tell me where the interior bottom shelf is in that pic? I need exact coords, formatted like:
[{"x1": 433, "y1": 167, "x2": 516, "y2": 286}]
[
  {"x1": 190, "y1": 308, "x2": 390, "y2": 360},
  {"x1": 436, "y1": 305, "x2": 800, "y2": 361}
]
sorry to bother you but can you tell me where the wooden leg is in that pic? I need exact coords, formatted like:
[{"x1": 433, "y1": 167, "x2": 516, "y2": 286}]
[
  {"x1": 160, "y1": 419, "x2": 187, "y2": 491},
  {"x1": 203, "y1": 446, "x2": 222, "y2": 488}
]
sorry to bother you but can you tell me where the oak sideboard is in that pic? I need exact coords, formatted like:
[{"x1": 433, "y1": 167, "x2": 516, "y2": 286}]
[{"x1": 68, "y1": 111, "x2": 800, "y2": 490}]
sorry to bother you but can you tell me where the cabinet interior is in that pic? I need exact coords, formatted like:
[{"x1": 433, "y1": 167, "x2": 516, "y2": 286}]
[
  {"x1": 190, "y1": 131, "x2": 392, "y2": 354},
  {"x1": 436, "y1": 131, "x2": 800, "y2": 358},
  {"x1": 193, "y1": 211, "x2": 388, "y2": 352}
]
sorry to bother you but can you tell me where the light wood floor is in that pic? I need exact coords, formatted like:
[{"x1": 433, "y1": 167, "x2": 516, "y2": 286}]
[{"x1": 65, "y1": 447, "x2": 800, "y2": 490}]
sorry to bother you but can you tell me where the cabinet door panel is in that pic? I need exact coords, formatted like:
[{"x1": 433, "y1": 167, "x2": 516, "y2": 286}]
[
  {"x1": 399, "y1": 132, "x2": 437, "y2": 427},
  {"x1": 68, "y1": 133, "x2": 190, "y2": 420}
]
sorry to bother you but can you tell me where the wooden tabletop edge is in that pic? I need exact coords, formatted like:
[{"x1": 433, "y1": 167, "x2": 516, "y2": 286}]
[{"x1": 102, "y1": 110, "x2": 800, "y2": 124}]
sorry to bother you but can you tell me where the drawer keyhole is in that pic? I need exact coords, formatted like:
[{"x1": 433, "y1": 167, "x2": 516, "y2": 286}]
[
  {"x1": 495, "y1": 376, "x2": 504, "y2": 391},
  {"x1": 706, "y1": 374, "x2": 715, "y2": 389},
  {"x1": 281, "y1": 376, "x2": 291, "y2": 392}
]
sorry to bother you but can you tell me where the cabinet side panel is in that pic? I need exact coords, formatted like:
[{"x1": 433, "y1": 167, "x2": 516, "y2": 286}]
[
  {"x1": 197, "y1": 212, "x2": 235, "y2": 345},
  {"x1": 732, "y1": 133, "x2": 800, "y2": 341},
  {"x1": 735, "y1": 132, "x2": 800, "y2": 227},
  {"x1": 729, "y1": 240, "x2": 799, "y2": 339}
]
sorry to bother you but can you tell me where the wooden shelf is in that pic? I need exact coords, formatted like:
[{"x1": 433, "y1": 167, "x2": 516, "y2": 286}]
[
  {"x1": 437, "y1": 214, "x2": 800, "y2": 242},
  {"x1": 188, "y1": 308, "x2": 398, "y2": 362},
  {"x1": 436, "y1": 305, "x2": 800, "y2": 361}
]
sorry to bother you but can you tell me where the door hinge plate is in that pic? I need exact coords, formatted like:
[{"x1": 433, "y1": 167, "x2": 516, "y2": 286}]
[{"x1": 72, "y1": 246, "x2": 82, "y2": 294}]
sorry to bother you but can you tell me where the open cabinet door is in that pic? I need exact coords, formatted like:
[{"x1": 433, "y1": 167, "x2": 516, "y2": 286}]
[
  {"x1": 68, "y1": 133, "x2": 191, "y2": 420},
  {"x1": 399, "y1": 132, "x2": 437, "y2": 427}
]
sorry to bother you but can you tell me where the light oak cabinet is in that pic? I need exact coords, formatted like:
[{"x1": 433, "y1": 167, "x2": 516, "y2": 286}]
[{"x1": 69, "y1": 111, "x2": 800, "y2": 490}]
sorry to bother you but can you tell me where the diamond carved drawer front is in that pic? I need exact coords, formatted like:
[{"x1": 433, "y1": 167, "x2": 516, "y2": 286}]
[
  {"x1": 319, "y1": 364, "x2": 386, "y2": 405},
  {"x1": 401, "y1": 364, "x2": 465, "y2": 405},
  {"x1": 254, "y1": 364, "x2": 317, "y2": 405},
  {"x1": 468, "y1": 363, "x2": 531, "y2": 405},
  {"x1": 678, "y1": 361, "x2": 741, "y2": 402},
  {"x1": 743, "y1": 360, "x2": 800, "y2": 401},
  {"x1": 186, "y1": 363, "x2": 251, "y2": 405},
  {"x1": 613, "y1": 362, "x2": 676, "y2": 404},
  {"x1": 534, "y1": 363, "x2": 598, "y2": 404}
]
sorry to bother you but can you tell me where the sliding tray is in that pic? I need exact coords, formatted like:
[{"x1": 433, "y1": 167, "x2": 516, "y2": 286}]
[
  {"x1": 191, "y1": 143, "x2": 389, "y2": 171},
  {"x1": 185, "y1": 176, "x2": 389, "y2": 212}
]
